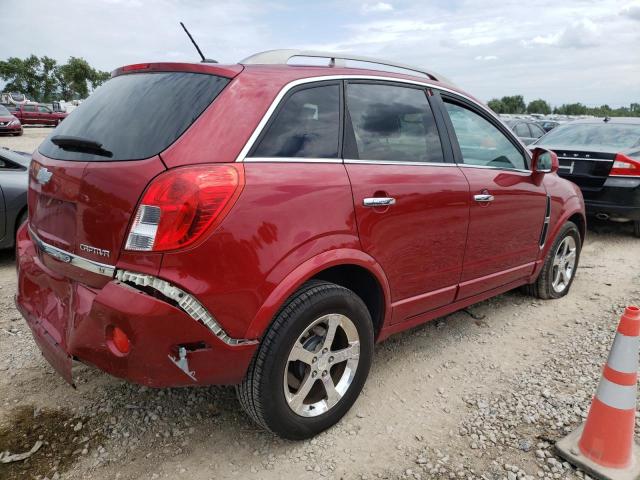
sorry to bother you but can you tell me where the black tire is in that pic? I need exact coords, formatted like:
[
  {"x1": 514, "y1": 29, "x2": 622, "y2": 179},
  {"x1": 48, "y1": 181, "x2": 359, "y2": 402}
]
[
  {"x1": 237, "y1": 280, "x2": 374, "y2": 440},
  {"x1": 634, "y1": 221, "x2": 640, "y2": 238},
  {"x1": 525, "y1": 221, "x2": 581, "y2": 299}
]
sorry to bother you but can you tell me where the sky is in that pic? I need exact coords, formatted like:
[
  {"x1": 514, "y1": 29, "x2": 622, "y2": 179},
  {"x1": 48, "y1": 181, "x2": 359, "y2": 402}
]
[{"x1": 2, "y1": 0, "x2": 639, "y2": 107}]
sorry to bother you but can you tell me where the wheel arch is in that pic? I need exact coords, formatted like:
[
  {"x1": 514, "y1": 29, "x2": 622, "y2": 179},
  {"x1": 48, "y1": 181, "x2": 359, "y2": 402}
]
[{"x1": 244, "y1": 249, "x2": 392, "y2": 341}]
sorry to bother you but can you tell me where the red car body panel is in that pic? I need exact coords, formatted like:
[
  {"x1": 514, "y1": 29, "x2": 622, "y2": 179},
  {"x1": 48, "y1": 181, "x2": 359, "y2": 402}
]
[
  {"x1": 0, "y1": 114, "x2": 22, "y2": 134},
  {"x1": 16, "y1": 61, "x2": 586, "y2": 388}
]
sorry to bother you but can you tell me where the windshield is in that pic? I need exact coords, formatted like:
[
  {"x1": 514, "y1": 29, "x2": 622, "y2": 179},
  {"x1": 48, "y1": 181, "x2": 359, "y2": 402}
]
[
  {"x1": 0, "y1": 105, "x2": 11, "y2": 116},
  {"x1": 39, "y1": 72, "x2": 229, "y2": 161},
  {"x1": 537, "y1": 123, "x2": 640, "y2": 150}
]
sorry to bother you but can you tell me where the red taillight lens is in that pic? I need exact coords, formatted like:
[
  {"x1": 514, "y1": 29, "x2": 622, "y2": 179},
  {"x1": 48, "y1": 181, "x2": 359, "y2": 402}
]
[
  {"x1": 610, "y1": 153, "x2": 640, "y2": 177},
  {"x1": 125, "y1": 164, "x2": 244, "y2": 252}
]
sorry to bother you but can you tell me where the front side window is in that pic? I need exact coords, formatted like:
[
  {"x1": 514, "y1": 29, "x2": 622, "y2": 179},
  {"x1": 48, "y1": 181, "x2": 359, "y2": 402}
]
[
  {"x1": 444, "y1": 101, "x2": 526, "y2": 170},
  {"x1": 346, "y1": 83, "x2": 443, "y2": 163},
  {"x1": 38, "y1": 105, "x2": 52, "y2": 113},
  {"x1": 251, "y1": 84, "x2": 340, "y2": 158}
]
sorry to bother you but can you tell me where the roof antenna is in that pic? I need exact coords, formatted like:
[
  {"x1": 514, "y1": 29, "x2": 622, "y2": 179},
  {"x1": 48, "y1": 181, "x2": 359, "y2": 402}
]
[{"x1": 180, "y1": 22, "x2": 218, "y2": 64}]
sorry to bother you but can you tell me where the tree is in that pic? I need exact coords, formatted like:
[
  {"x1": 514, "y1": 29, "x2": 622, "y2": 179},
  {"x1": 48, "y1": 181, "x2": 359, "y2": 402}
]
[
  {"x1": 0, "y1": 54, "x2": 109, "y2": 102},
  {"x1": 487, "y1": 98, "x2": 505, "y2": 113},
  {"x1": 527, "y1": 99, "x2": 551, "y2": 115},
  {"x1": 554, "y1": 103, "x2": 588, "y2": 116},
  {"x1": 500, "y1": 95, "x2": 526, "y2": 114}
]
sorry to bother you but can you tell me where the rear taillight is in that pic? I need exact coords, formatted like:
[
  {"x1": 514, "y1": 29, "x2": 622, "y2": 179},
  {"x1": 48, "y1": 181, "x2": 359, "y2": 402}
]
[
  {"x1": 610, "y1": 153, "x2": 640, "y2": 177},
  {"x1": 125, "y1": 164, "x2": 244, "y2": 252}
]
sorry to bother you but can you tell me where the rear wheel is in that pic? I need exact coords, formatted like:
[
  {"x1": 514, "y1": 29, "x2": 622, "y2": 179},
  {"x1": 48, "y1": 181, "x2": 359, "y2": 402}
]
[
  {"x1": 237, "y1": 280, "x2": 374, "y2": 439},
  {"x1": 525, "y1": 221, "x2": 581, "y2": 299}
]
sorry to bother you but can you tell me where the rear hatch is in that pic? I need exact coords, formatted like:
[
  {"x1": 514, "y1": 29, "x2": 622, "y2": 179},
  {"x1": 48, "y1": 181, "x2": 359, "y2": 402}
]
[{"x1": 29, "y1": 67, "x2": 233, "y2": 286}]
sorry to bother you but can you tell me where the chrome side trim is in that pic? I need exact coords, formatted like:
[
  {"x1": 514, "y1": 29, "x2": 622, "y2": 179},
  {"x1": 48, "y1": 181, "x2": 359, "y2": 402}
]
[
  {"x1": 29, "y1": 228, "x2": 115, "y2": 277},
  {"x1": 345, "y1": 158, "x2": 459, "y2": 167},
  {"x1": 244, "y1": 157, "x2": 343, "y2": 164},
  {"x1": 115, "y1": 270, "x2": 258, "y2": 346},
  {"x1": 235, "y1": 74, "x2": 519, "y2": 163},
  {"x1": 460, "y1": 164, "x2": 532, "y2": 174}
]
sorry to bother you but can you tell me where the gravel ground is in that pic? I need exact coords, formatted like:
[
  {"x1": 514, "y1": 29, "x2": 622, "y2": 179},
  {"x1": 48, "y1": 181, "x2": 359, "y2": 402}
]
[{"x1": 0, "y1": 129, "x2": 639, "y2": 480}]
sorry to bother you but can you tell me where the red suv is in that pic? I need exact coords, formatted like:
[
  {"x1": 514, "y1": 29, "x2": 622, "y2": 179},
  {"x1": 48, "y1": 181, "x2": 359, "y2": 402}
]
[{"x1": 16, "y1": 51, "x2": 585, "y2": 439}]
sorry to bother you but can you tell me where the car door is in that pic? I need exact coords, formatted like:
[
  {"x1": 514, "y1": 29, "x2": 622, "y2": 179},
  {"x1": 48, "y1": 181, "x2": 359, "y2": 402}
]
[
  {"x1": 344, "y1": 81, "x2": 470, "y2": 323},
  {"x1": 22, "y1": 104, "x2": 37, "y2": 124},
  {"x1": 437, "y1": 94, "x2": 547, "y2": 299},
  {"x1": 38, "y1": 105, "x2": 53, "y2": 125}
]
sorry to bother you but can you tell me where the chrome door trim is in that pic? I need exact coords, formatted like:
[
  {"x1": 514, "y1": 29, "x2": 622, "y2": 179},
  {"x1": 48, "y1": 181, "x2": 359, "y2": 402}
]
[
  {"x1": 473, "y1": 194, "x2": 494, "y2": 202},
  {"x1": 459, "y1": 164, "x2": 532, "y2": 174},
  {"x1": 243, "y1": 157, "x2": 343, "y2": 164},
  {"x1": 345, "y1": 159, "x2": 459, "y2": 167},
  {"x1": 363, "y1": 197, "x2": 396, "y2": 207},
  {"x1": 29, "y1": 228, "x2": 115, "y2": 277},
  {"x1": 235, "y1": 74, "x2": 519, "y2": 163}
]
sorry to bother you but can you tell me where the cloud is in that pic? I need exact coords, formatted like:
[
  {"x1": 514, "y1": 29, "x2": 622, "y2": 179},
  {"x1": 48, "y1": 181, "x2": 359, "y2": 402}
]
[
  {"x1": 475, "y1": 55, "x2": 498, "y2": 61},
  {"x1": 362, "y1": 2, "x2": 394, "y2": 13},
  {"x1": 524, "y1": 20, "x2": 600, "y2": 49},
  {"x1": 621, "y1": 4, "x2": 640, "y2": 21}
]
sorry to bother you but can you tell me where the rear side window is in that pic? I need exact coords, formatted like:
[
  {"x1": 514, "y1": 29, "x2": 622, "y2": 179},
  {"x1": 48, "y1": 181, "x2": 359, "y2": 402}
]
[
  {"x1": 39, "y1": 72, "x2": 229, "y2": 161},
  {"x1": 251, "y1": 84, "x2": 340, "y2": 158},
  {"x1": 346, "y1": 83, "x2": 444, "y2": 163},
  {"x1": 24, "y1": 105, "x2": 36, "y2": 112}
]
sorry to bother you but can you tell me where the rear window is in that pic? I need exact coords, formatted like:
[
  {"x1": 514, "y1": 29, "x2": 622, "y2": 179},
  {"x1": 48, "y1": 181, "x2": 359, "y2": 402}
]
[
  {"x1": 39, "y1": 72, "x2": 229, "y2": 161},
  {"x1": 537, "y1": 123, "x2": 640, "y2": 150}
]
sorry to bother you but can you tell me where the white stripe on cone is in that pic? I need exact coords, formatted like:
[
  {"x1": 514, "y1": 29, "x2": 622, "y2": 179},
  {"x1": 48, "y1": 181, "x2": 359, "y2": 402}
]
[
  {"x1": 607, "y1": 333, "x2": 640, "y2": 374},
  {"x1": 595, "y1": 377, "x2": 637, "y2": 410}
]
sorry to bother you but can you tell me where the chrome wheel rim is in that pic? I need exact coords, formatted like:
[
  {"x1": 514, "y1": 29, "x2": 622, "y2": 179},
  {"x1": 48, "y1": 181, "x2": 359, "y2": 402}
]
[
  {"x1": 552, "y1": 236, "x2": 577, "y2": 293},
  {"x1": 283, "y1": 313, "x2": 360, "y2": 417}
]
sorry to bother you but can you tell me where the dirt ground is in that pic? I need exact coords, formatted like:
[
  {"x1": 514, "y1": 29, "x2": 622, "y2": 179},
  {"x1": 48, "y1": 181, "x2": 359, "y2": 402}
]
[{"x1": 0, "y1": 128, "x2": 638, "y2": 480}]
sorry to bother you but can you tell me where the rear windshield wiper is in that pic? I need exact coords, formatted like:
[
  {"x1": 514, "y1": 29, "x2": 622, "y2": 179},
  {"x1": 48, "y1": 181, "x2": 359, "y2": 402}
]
[{"x1": 50, "y1": 135, "x2": 113, "y2": 158}]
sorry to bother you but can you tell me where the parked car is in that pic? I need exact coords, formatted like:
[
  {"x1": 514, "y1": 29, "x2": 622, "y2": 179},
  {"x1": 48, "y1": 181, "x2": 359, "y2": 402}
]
[
  {"x1": 533, "y1": 117, "x2": 640, "y2": 237},
  {"x1": 505, "y1": 119, "x2": 546, "y2": 145},
  {"x1": 16, "y1": 51, "x2": 586, "y2": 439},
  {"x1": 0, "y1": 148, "x2": 29, "y2": 248},
  {"x1": 13, "y1": 103, "x2": 67, "y2": 126},
  {"x1": 0, "y1": 104, "x2": 23, "y2": 136},
  {"x1": 538, "y1": 120, "x2": 561, "y2": 133}
]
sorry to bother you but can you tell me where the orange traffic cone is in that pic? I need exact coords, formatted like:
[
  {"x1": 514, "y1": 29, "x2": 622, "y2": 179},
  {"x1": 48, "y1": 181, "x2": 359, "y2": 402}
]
[{"x1": 556, "y1": 306, "x2": 640, "y2": 480}]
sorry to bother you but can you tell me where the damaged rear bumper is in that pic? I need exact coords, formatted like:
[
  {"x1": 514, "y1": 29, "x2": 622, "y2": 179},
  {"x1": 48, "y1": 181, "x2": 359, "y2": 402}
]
[{"x1": 16, "y1": 226, "x2": 258, "y2": 388}]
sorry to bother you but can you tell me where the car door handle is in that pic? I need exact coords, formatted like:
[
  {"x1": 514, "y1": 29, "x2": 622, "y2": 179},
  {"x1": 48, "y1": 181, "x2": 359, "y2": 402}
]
[
  {"x1": 363, "y1": 197, "x2": 396, "y2": 207},
  {"x1": 474, "y1": 194, "x2": 494, "y2": 202}
]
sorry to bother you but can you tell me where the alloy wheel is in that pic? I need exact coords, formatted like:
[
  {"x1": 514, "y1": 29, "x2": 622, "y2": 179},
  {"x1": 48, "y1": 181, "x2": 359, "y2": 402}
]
[
  {"x1": 551, "y1": 236, "x2": 577, "y2": 293},
  {"x1": 283, "y1": 313, "x2": 360, "y2": 417}
]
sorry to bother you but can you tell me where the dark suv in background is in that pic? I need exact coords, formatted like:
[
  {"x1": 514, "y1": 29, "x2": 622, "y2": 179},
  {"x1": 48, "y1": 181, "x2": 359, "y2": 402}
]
[{"x1": 534, "y1": 117, "x2": 640, "y2": 237}]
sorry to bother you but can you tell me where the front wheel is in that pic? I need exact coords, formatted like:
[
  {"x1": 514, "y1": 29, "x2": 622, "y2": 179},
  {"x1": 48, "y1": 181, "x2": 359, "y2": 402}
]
[
  {"x1": 237, "y1": 280, "x2": 374, "y2": 439},
  {"x1": 525, "y1": 221, "x2": 581, "y2": 299}
]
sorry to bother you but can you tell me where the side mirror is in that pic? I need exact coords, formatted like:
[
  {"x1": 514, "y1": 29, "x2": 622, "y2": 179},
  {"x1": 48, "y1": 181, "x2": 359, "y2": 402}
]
[{"x1": 531, "y1": 148, "x2": 558, "y2": 174}]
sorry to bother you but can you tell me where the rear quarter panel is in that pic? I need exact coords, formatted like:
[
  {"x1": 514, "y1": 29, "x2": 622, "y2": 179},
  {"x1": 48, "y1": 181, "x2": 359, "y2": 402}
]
[{"x1": 159, "y1": 163, "x2": 362, "y2": 339}]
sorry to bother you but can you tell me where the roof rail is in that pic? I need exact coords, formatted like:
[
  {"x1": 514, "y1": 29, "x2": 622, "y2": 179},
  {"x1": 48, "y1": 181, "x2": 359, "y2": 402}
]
[{"x1": 239, "y1": 49, "x2": 452, "y2": 84}]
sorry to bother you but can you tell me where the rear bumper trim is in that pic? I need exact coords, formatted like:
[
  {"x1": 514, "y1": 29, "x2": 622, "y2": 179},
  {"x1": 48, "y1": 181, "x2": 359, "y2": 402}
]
[{"x1": 29, "y1": 227, "x2": 116, "y2": 277}]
